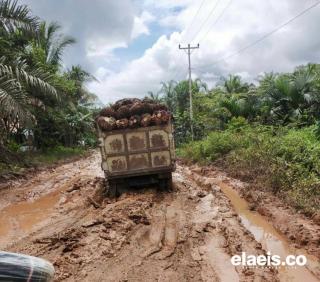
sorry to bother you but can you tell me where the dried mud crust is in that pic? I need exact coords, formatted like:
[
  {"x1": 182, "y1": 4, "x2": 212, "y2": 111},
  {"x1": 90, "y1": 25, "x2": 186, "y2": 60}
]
[
  {"x1": 189, "y1": 165, "x2": 320, "y2": 261},
  {"x1": 4, "y1": 162, "x2": 279, "y2": 282}
]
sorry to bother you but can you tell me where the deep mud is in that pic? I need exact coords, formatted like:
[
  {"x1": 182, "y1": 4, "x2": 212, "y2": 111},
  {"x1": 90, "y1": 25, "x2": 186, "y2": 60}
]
[{"x1": 0, "y1": 152, "x2": 319, "y2": 281}]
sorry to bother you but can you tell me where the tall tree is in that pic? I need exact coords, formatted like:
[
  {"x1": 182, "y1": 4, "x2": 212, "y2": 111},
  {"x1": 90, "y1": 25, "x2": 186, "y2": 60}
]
[
  {"x1": 220, "y1": 74, "x2": 249, "y2": 94},
  {"x1": 37, "y1": 21, "x2": 76, "y2": 66},
  {"x1": 160, "y1": 80, "x2": 177, "y2": 112},
  {"x1": 147, "y1": 91, "x2": 161, "y2": 102},
  {"x1": 66, "y1": 65, "x2": 97, "y2": 104},
  {"x1": 0, "y1": 0, "x2": 38, "y2": 36}
]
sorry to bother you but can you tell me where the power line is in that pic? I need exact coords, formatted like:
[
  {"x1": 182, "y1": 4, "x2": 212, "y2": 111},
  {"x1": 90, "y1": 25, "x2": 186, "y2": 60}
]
[
  {"x1": 188, "y1": 0, "x2": 221, "y2": 43},
  {"x1": 197, "y1": 0, "x2": 320, "y2": 69},
  {"x1": 197, "y1": 0, "x2": 233, "y2": 43},
  {"x1": 171, "y1": 1, "x2": 207, "y2": 80},
  {"x1": 182, "y1": 0, "x2": 207, "y2": 43}
]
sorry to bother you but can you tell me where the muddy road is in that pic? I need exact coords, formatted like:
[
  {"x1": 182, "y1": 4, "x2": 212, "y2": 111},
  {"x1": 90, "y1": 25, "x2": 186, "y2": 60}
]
[{"x1": 0, "y1": 152, "x2": 319, "y2": 282}]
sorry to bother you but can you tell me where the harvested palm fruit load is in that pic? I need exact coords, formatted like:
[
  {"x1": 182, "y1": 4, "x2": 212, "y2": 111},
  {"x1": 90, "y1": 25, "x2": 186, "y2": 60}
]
[
  {"x1": 96, "y1": 116, "x2": 116, "y2": 131},
  {"x1": 97, "y1": 98, "x2": 170, "y2": 131},
  {"x1": 128, "y1": 115, "x2": 141, "y2": 128}
]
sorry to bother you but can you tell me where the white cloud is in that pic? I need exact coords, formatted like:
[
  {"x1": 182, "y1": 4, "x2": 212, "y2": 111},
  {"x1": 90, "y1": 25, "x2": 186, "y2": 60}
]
[
  {"x1": 20, "y1": 0, "x2": 136, "y2": 70},
  {"x1": 131, "y1": 11, "x2": 155, "y2": 39},
  {"x1": 89, "y1": 32, "x2": 186, "y2": 103},
  {"x1": 20, "y1": 0, "x2": 320, "y2": 104},
  {"x1": 90, "y1": 0, "x2": 320, "y2": 104}
]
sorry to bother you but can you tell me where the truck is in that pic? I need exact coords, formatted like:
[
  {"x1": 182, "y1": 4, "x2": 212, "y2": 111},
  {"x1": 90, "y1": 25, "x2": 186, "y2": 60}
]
[{"x1": 97, "y1": 120, "x2": 176, "y2": 197}]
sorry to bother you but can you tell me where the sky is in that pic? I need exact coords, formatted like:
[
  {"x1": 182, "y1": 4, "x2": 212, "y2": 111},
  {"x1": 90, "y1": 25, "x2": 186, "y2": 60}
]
[{"x1": 20, "y1": 0, "x2": 320, "y2": 104}]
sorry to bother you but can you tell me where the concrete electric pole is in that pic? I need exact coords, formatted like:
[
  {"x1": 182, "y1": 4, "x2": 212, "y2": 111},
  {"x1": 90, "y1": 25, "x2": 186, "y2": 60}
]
[{"x1": 179, "y1": 43, "x2": 199, "y2": 141}]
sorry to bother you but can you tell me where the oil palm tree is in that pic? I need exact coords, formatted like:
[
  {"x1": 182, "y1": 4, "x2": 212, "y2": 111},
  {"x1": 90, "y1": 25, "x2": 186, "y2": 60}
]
[
  {"x1": 160, "y1": 80, "x2": 177, "y2": 111},
  {"x1": 0, "y1": 0, "x2": 39, "y2": 36},
  {"x1": 38, "y1": 21, "x2": 76, "y2": 66},
  {"x1": 221, "y1": 74, "x2": 249, "y2": 94},
  {"x1": 259, "y1": 70, "x2": 317, "y2": 124},
  {"x1": 147, "y1": 91, "x2": 161, "y2": 102},
  {"x1": 194, "y1": 78, "x2": 208, "y2": 93},
  {"x1": 0, "y1": 57, "x2": 57, "y2": 142},
  {"x1": 0, "y1": 0, "x2": 57, "y2": 138},
  {"x1": 66, "y1": 65, "x2": 97, "y2": 104}
]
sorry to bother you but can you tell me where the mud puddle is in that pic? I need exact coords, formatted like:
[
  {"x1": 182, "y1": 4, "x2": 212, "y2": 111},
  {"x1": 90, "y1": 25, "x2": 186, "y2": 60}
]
[
  {"x1": 217, "y1": 180, "x2": 320, "y2": 282},
  {"x1": 0, "y1": 189, "x2": 62, "y2": 247}
]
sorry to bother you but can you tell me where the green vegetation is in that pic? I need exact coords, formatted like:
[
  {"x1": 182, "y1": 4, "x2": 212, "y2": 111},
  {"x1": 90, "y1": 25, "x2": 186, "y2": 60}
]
[
  {"x1": 178, "y1": 121, "x2": 320, "y2": 213},
  {"x1": 0, "y1": 0, "x2": 100, "y2": 173},
  {"x1": 0, "y1": 145, "x2": 87, "y2": 177},
  {"x1": 30, "y1": 146, "x2": 87, "y2": 164},
  {"x1": 155, "y1": 65, "x2": 320, "y2": 214}
]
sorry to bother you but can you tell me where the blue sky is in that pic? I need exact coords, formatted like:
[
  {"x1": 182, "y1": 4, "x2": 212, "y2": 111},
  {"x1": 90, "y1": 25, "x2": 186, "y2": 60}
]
[
  {"x1": 114, "y1": 21, "x2": 174, "y2": 70},
  {"x1": 20, "y1": 0, "x2": 320, "y2": 104}
]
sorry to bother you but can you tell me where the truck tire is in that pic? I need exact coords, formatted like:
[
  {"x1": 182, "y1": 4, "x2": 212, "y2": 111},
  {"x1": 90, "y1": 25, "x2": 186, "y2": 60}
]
[
  {"x1": 105, "y1": 179, "x2": 117, "y2": 198},
  {"x1": 159, "y1": 174, "x2": 173, "y2": 191}
]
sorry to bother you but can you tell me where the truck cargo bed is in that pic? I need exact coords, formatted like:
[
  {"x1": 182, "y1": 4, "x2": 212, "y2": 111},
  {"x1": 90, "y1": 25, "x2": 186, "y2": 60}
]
[{"x1": 98, "y1": 122, "x2": 176, "y2": 179}]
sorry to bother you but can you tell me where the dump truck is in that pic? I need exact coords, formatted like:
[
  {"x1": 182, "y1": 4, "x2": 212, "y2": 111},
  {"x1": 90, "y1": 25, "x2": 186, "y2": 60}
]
[{"x1": 97, "y1": 120, "x2": 176, "y2": 197}]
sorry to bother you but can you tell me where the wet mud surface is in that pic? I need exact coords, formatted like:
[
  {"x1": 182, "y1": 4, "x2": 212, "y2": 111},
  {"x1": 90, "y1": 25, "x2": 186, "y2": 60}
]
[{"x1": 0, "y1": 152, "x2": 319, "y2": 281}]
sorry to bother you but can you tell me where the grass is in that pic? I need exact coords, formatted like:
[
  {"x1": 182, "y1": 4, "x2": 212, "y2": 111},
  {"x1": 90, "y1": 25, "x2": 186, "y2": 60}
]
[
  {"x1": 178, "y1": 121, "x2": 320, "y2": 215},
  {"x1": 0, "y1": 145, "x2": 87, "y2": 177},
  {"x1": 31, "y1": 146, "x2": 87, "y2": 164}
]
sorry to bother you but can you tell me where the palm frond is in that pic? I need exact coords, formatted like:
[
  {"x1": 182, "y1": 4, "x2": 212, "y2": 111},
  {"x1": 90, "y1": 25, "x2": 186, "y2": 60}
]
[
  {"x1": 0, "y1": 0, "x2": 39, "y2": 35},
  {"x1": 47, "y1": 35, "x2": 76, "y2": 65},
  {"x1": 0, "y1": 59, "x2": 57, "y2": 98},
  {"x1": 0, "y1": 76, "x2": 32, "y2": 125}
]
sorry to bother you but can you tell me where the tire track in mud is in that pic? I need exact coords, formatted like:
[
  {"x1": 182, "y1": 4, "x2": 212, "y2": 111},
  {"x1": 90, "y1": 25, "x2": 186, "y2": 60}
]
[
  {"x1": 2, "y1": 153, "x2": 318, "y2": 281},
  {"x1": 12, "y1": 165, "x2": 277, "y2": 281},
  {"x1": 186, "y1": 165, "x2": 320, "y2": 282}
]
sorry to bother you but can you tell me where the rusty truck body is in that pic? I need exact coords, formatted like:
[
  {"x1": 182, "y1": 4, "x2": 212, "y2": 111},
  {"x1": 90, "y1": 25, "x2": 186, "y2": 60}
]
[{"x1": 97, "y1": 121, "x2": 176, "y2": 196}]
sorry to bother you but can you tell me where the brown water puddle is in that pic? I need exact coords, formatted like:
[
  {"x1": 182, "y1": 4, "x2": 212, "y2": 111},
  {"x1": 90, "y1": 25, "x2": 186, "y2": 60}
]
[
  {"x1": 0, "y1": 190, "x2": 61, "y2": 248},
  {"x1": 217, "y1": 181, "x2": 320, "y2": 282}
]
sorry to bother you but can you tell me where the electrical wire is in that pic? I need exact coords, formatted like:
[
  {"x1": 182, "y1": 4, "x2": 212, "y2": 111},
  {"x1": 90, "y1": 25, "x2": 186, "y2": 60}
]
[
  {"x1": 187, "y1": 0, "x2": 221, "y2": 43},
  {"x1": 196, "y1": 0, "x2": 320, "y2": 69},
  {"x1": 196, "y1": 0, "x2": 233, "y2": 43},
  {"x1": 182, "y1": 0, "x2": 207, "y2": 43},
  {"x1": 171, "y1": 0, "x2": 208, "y2": 80}
]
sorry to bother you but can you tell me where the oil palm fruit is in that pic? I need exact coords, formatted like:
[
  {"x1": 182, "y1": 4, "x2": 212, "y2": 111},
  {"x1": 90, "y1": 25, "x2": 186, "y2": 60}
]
[
  {"x1": 140, "y1": 113, "x2": 152, "y2": 127},
  {"x1": 97, "y1": 116, "x2": 116, "y2": 131},
  {"x1": 128, "y1": 115, "x2": 141, "y2": 128},
  {"x1": 116, "y1": 118, "x2": 129, "y2": 129},
  {"x1": 100, "y1": 107, "x2": 116, "y2": 118}
]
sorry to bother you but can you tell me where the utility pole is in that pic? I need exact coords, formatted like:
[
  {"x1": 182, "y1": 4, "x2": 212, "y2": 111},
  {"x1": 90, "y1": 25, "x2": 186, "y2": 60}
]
[{"x1": 179, "y1": 43, "x2": 199, "y2": 141}]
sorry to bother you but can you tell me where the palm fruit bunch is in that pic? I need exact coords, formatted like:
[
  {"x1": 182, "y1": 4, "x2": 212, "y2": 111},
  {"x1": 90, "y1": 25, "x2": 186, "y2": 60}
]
[
  {"x1": 97, "y1": 97, "x2": 171, "y2": 131},
  {"x1": 113, "y1": 98, "x2": 141, "y2": 110},
  {"x1": 116, "y1": 118, "x2": 129, "y2": 129},
  {"x1": 97, "y1": 116, "x2": 116, "y2": 131},
  {"x1": 99, "y1": 106, "x2": 116, "y2": 118},
  {"x1": 151, "y1": 110, "x2": 170, "y2": 125},
  {"x1": 129, "y1": 102, "x2": 144, "y2": 116},
  {"x1": 140, "y1": 113, "x2": 152, "y2": 127},
  {"x1": 128, "y1": 115, "x2": 141, "y2": 128},
  {"x1": 152, "y1": 103, "x2": 168, "y2": 112},
  {"x1": 116, "y1": 105, "x2": 131, "y2": 119}
]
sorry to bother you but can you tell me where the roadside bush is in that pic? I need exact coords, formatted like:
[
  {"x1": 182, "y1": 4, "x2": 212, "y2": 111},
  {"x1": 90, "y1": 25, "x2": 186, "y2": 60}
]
[
  {"x1": 178, "y1": 125, "x2": 320, "y2": 213},
  {"x1": 33, "y1": 146, "x2": 86, "y2": 164}
]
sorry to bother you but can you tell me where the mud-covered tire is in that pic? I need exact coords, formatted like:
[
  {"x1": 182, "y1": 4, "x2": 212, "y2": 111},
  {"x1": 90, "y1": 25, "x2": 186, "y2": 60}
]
[
  {"x1": 105, "y1": 179, "x2": 117, "y2": 198},
  {"x1": 159, "y1": 174, "x2": 173, "y2": 191},
  {"x1": 167, "y1": 177, "x2": 173, "y2": 191}
]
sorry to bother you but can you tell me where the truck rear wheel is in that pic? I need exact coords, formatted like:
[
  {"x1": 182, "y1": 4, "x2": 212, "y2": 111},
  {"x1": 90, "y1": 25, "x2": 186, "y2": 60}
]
[
  {"x1": 159, "y1": 174, "x2": 173, "y2": 191},
  {"x1": 105, "y1": 179, "x2": 117, "y2": 198}
]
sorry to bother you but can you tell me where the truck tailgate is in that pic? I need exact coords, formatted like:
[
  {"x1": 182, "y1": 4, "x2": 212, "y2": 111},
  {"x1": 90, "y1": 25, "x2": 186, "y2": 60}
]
[{"x1": 99, "y1": 123, "x2": 175, "y2": 178}]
